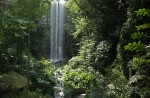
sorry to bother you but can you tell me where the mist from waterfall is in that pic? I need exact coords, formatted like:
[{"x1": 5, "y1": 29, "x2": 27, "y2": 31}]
[{"x1": 50, "y1": 0, "x2": 65, "y2": 63}]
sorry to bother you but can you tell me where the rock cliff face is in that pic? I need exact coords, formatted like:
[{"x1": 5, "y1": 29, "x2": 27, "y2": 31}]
[{"x1": 0, "y1": 71, "x2": 32, "y2": 91}]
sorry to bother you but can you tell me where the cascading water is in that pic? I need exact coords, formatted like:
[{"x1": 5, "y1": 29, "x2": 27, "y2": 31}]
[
  {"x1": 50, "y1": 0, "x2": 65, "y2": 98},
  {"x1": 54, "y1": 69, "x2": 64, "y2": 98},
  {"x1": 50, "y1": 0, "x2": 65, "y2": 63}
]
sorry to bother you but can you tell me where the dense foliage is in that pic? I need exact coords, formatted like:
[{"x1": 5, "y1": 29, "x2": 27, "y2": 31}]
[
  {"x1": 63, "y1": 0, "x2": 150, "y2": 97},
  {"x1": 0, "y1": 0, "x2": 55, "y2": 98},
  {"x1": 0, "y1": 0, "x2": 150, "y2": 98}
]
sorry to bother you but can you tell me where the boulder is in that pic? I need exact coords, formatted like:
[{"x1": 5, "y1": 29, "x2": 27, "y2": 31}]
[{"x1": 0, "y1": 71, "x2": 32, "y2": 91}]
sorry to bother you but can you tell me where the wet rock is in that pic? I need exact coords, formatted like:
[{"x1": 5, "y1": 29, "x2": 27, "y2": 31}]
[
  {"x1": 71, "y1": 88, "x2": 86, "y2": 98},
  {"x1": 73, "y1": 94, "x2": 86, "y2": 98}
]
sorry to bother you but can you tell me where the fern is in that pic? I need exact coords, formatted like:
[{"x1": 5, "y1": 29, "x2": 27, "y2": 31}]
[
  {"x1": 132, "y1": 57, "x2": 150, "y2": 69},
  {"x1": 135, "y1": 8, "x2": 150, "y2": 16},
  {"x1": 136, "y1": 23, "x2": 150, "y2": 31},
  {"x1": 129, "y1": 75, "x2": 144, "y2": 85},
  {"x1": 124, "y1": 41, "x2": 145, "y2": 52},
  {"x1": 131, "y1": 32, "x2": 147, "y2": 40}
]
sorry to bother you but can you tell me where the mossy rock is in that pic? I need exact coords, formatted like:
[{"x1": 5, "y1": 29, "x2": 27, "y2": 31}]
[{"x1": 0, "y1": 71, "x2": 32, "y2": 91}]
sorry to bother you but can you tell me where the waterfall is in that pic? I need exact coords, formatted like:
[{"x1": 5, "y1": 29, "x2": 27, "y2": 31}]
[
  {"x1": 50, "y1": 0, "x2": 65, "y2": 63},
  {"x1": 50, "y1": 0, "x2": 65, "y2": 98}
]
